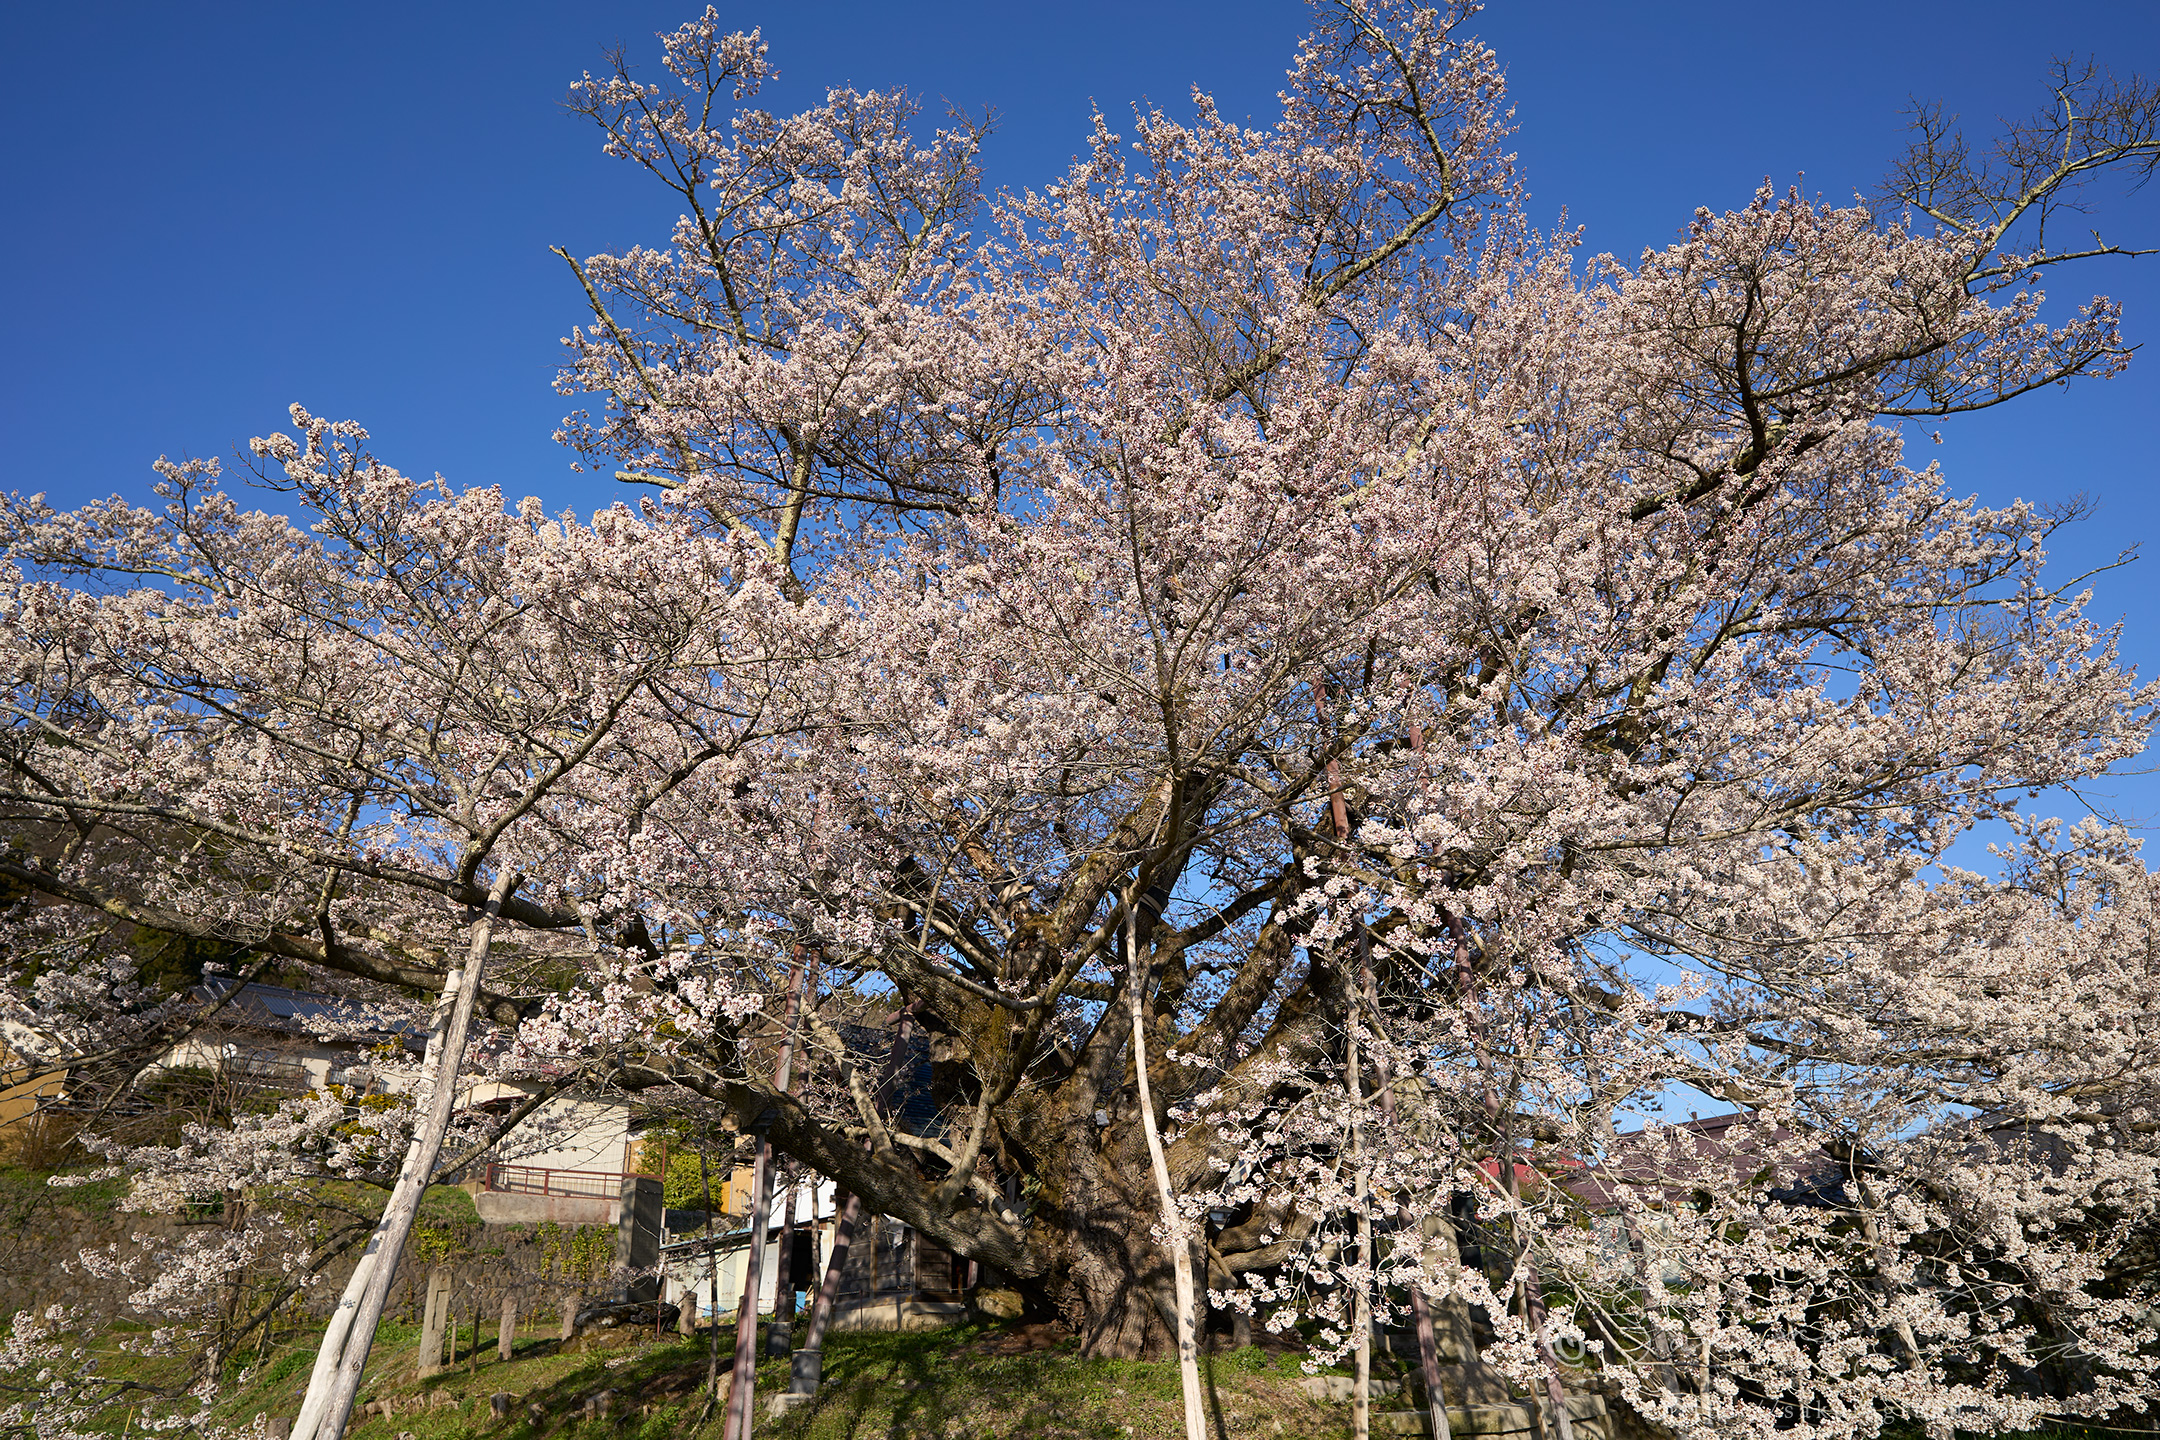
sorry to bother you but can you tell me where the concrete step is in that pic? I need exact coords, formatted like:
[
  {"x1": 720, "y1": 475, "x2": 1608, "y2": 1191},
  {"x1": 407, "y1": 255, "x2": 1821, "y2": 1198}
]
[
  {"x1": 1295, "y1": 1376, "x2": 1403, "y2": 1402},
  {"x1": 825, "y1": 1296, "x2": 970, "y2": 1333},
  {"x1": 474, "y1": 1190, "x2": 617, "y2": 1226}
]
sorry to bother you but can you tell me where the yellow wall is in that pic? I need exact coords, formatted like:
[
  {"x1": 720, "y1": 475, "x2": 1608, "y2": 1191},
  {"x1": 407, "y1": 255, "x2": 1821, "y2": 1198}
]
[{"x1": 0, "y1": 1044, "x2": 66, "y2": 1139}]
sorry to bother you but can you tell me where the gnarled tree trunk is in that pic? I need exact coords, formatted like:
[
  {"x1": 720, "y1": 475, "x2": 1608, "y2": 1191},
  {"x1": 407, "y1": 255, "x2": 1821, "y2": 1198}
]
[{"x1": 1040, "y1": 1130, "x2": 1182, "y2": 1358}]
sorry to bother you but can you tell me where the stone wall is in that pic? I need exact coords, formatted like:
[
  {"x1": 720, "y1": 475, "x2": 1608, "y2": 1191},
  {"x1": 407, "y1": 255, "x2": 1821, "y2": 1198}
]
[
  {"x1": 0, "y1": 1196, "x2": 192, "y2": 1324},
  {"x1": 0, "y1": 1176, "x2": 620, "y2": 1333}
]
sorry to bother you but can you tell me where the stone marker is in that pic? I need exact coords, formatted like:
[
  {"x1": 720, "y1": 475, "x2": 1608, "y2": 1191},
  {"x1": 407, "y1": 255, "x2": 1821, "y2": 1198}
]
[
  {"x1": 489, "y1": 1393, "x2": 513, "y2": 1423},
  {"x1": 616, "y1": 1178, "x2": 663, "y2": 1303},
  {"x1": 560, "y1": 1292, "x2": 578, "y2": 1342},
  {"x1": 498, "y1": 1297, "x2": 517, "y2": 1362},
  {"x1": 417, "y1": 1267, "x2": 453, "y2": 1378}
]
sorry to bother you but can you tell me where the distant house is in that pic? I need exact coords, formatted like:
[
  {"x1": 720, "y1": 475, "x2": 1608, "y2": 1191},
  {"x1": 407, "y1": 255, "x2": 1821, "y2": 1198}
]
[
  {"x1": 659, "y1": 1179, "x2": 978, "y2": 1332},
  {"x1": 2, "y1": 977, "x2": 420, "y2": 1152},
  {"x1": 0, "y1": 1027, "x2": 67, "y2": 1145},
  {"x1": 465, "y1": 1020, "x2": 946, "y2": 1236},
  {"x1": 1567, "y1": 1112, "x2": 1837, "y2": 1210},
  {"x1": 15, "y1": 975, "x2": 982, "y2": 1328},
  {"x1": 158, "y1": 983, "x2": 651, "y2": 1219},
  {"x1": 150, "y1": 978, "x2": 422, "y2": 1093},
  {"x1": 462, "y1": 1080, "x2": 649, "y2": 1226}
]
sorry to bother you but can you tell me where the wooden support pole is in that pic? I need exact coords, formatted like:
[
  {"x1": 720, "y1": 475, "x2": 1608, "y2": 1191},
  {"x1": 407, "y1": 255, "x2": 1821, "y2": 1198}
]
[
  {"x1": 288, "y1": 872, "x2": 517, "y2": 1440},
  {"x1": 766, "y1": 1171, "x2": 799, "y2": 1358},
  {"x1": 788, "y1": 1191, "x2": 857, "y2": 1396},
  {"x1": 724, "y1": 949, "x2": 809, "y2": 1440}
]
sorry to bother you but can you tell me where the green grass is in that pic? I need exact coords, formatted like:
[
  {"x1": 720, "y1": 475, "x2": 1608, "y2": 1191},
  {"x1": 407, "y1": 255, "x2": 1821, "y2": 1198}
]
[
  {"x1": 0, "y1": 1163, "x2": 130, "y2": 1218},
  {"x1": 201, "y1": 1320, "x2": 1353, "y2": 1440},
  {"x1": 69, "y1": 1316, "x2": 2154, "y2": 1440}
]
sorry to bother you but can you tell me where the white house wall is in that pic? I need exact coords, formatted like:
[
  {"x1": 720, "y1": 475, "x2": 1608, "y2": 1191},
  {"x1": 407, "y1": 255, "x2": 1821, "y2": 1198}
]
[
  {"x1": 661, "y1": 1183, "x2": 839, "y2": 1319},
  {"x1": 467, "y1": 1083, "x2": 632, "y2": 1174},
  {"x1": 148, "y1": 1037, "x2": 360, "y2": 1091}
]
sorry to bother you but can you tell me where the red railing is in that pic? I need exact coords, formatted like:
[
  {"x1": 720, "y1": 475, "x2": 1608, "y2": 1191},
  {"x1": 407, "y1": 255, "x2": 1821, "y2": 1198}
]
[{"x1": 480, "y1": 1163, "x2": 651, "y2": 1199}]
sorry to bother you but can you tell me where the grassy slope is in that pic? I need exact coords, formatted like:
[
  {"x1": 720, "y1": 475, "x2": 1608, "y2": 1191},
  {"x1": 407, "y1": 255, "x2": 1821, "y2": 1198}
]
[
  {"x1": 215, "y1": 1321, "x2": 1361, "y2": 1440},
  {"x1": 15, "y1": 1177, "x2": 2132, "y2": 1439},
  {"x1": 202, "y1": 1319, "x2": 2139, "y2": 1440}
]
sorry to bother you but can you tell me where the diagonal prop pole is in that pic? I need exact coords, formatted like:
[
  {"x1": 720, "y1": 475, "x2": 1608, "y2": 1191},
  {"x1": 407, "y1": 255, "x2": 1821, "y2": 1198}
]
[
  {"x1": 766, "y1": 1168, "x2": 800, "y2": 1357},
  {"x1": 291, "y1": 870, "x2": 518, "y2": 1440},
  {"x1": 1129, "y1": 895, "x2": 1208, "y2": 1440},
  {"x1": 792, "y1": 973, "x2": 899, "y2": 1400},
  {"x1": 1320, "y1": 688, "x2": 1377, "y2": 1440},
  {"x1": 787, "y1": 1188, "x2": 859, "y2": 1396},
  {"x1": 724, "y1": 947, "x2": 809, "y2": 1440},
  {"x1": 699, "y1": 1148, "x2": 723, "y2": 1421},
  {"x1": 1363, "y1": 956, "x2": 1454, "y2": 1440}
]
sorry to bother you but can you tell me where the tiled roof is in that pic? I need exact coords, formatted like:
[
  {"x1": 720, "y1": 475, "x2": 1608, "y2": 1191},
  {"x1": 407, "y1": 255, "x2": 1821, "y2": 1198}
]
[{"x1": 196, "y1": 978, "x2": 422, "y2": 1045}]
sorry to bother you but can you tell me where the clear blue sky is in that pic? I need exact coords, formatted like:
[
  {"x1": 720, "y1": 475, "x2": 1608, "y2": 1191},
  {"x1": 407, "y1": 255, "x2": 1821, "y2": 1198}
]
[{"x1": 6, "y1": 0, "x2": 2158, "y2": 817}]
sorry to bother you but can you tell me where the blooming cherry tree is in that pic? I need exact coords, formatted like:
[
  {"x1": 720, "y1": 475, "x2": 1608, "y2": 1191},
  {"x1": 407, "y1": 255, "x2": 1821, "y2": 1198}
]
[{"x1": 5, "y1": 6, "x2": 2158, "y2": 1439}]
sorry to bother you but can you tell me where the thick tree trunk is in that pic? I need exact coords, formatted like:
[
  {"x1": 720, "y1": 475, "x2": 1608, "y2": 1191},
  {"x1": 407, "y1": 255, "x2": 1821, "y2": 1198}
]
[
  {"x1": 1060, "y1": 1177, "x2": 1178, "y2": 1357},
  {"x1": 1036, "y1": 1127, "x2": 1181, "y2": 1359},
  {"x1": 1009, "y1": 1024, "x2": 1306, "y2": 1359},
  {"x1": 1363, "y1": 958, "x2": 1452, "y2": 1440}
]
